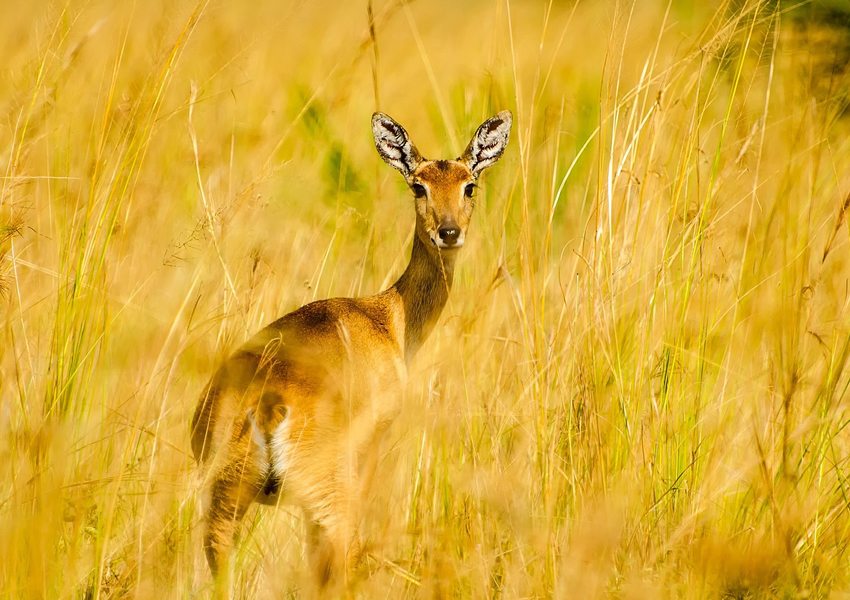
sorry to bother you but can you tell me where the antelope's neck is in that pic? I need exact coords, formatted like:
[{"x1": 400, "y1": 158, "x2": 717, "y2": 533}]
[{"x1": 389, "y1": 235, "x2": 456, "y2": 363}]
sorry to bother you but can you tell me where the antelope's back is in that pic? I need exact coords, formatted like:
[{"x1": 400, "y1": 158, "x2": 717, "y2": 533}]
[{"x1": 190, "y1": 295, "x2": 405, "y2": 464}]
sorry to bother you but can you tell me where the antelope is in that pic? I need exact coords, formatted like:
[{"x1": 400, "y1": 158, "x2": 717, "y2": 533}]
[{"x1": 190, "y1": 110, "x2": 512, "y2": 591}]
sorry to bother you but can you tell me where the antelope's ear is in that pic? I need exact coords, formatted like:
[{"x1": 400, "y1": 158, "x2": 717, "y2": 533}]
[
  {"x1": 372, "y1": 112, "x2": 423, "y2": 180},
  {"x1": 460, "y1": 110, "x2": 512, "y2": 178}
]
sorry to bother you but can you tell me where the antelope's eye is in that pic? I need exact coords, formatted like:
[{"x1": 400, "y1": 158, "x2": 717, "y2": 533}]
[
  {"x1": 412, "y1": 183, "x2": 427, "y2": 198},
  {"x1": 464, "y1": 183, "x2": 476, "y2": 198}
]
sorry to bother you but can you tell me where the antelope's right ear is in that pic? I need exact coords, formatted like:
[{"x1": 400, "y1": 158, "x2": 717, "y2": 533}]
[{"x1": 372, "y1": 112, "x2": 422, "y2": 181}]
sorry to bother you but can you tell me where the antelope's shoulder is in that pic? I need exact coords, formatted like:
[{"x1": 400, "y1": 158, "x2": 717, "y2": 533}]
[{"x1": 254, "y1": 296, "x2": 401, "y2": 354}]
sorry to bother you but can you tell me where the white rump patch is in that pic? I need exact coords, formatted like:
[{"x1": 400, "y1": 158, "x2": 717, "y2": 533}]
[
  {"x1": 247, "y1": 407, "x2": 293, "y2": 505},
  {"x1": 269, "y1": 412, "x2": 292, "y2": 483},
  {"x1": 245, "y1": 408, "x2": 269, "y2": 474}
]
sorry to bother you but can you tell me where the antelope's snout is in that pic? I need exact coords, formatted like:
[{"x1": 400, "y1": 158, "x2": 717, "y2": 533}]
[{"x1": 436, "y1": 220, "x2": 463, "y2": 249}]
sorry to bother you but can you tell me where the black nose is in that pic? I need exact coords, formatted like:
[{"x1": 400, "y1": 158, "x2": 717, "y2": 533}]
[{"x1": 438, "y1": 226, "x2": 460, "y2": 245}]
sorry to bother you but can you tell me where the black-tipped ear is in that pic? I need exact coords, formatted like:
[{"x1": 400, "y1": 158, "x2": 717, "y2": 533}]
[
  {"x1": 372, "y1": 112, "x2": 423, "y2": 180},
  {"x1": 460, "y1": 110, "x2": 512, "y2": 178}
]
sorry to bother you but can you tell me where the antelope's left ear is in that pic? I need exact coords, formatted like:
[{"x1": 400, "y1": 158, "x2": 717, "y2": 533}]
[{"x1": 460, "y1": 110, "x2": 512, "y2": 178}]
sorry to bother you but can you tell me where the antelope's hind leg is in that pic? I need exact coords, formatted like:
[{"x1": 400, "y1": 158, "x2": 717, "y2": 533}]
[
  {"x1": 300, "y1": 441, "x2": 384, "y2": 590},
  {"x1": 305, "y1": 506, "x2": 363, "y2": 591},
  {"x1": 203, "y1": 423, "x2": 265, "y2": 587},
  {"x1": 204, "y1": 475, "x2": 257, "y2": 578}
]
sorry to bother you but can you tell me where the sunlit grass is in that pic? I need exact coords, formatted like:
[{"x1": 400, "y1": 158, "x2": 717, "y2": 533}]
[{"x1": 2, "y1": 0, "x2": 850, "y2": 597}]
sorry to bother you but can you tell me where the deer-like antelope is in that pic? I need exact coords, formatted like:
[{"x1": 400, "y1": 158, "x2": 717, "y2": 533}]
[{"x1": 191, "y1": 110, "x2": 511, "y2": 590}]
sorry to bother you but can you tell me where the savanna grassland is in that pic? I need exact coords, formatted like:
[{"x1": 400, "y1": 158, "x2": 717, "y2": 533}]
[{"x1": 3, "y1": 0, "x2": 850, "y2": 598}]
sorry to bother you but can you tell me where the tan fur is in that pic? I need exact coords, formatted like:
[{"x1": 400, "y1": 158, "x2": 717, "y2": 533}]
[{"x1": 190, "y1": 111, "x2": 511, "y2": 593}]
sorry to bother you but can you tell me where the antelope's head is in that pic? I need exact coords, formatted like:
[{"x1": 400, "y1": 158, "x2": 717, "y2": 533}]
[{"x1": 372, "y1": 110, "x2": 512, "y2": 254}]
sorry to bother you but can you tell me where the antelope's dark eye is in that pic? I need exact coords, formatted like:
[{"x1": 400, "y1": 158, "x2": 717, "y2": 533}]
[
  {"x1": 412, "y1": 183, "x2": 427, "y2": 198},
  {"x1": 464, "y1": 183, "x2": 476, "y2": 198}
]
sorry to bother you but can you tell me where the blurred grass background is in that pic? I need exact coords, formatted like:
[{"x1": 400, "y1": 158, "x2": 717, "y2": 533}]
[{"x1": 2, "y1": 0, "x2": 850, "y2": 597}]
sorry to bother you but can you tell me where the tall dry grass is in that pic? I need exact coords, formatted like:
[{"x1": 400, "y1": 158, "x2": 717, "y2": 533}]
[{"x1": 2, "y1": 0, "x2": 850, "y2": 597}]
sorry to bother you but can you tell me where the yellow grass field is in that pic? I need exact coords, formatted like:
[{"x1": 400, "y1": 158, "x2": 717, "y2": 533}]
[{"x1": 2, "y1": 0, "x2": 850, "y2": 597}]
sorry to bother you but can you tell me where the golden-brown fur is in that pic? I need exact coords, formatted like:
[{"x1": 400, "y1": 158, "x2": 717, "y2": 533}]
[{"x1": 190, "y1": 110, "x2": 511, "y2": 593}]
